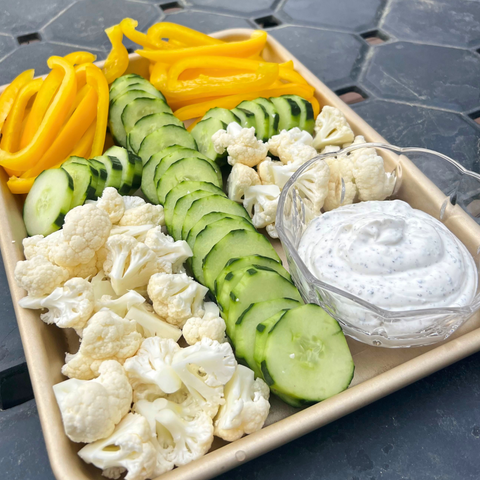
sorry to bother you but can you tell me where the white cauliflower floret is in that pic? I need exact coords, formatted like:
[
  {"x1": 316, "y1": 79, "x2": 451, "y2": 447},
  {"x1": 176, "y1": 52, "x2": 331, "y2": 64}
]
[
  {"x1": 144, "y1": 227, "x2": 192, "y2": 274},
  {"x1": 123, "y1": 196, "x2": 146, "y2": 210},
  {"x1": 95, "y1": 290, "x2": 146, "y2": 317},
  {"x1": 53, "y1": 360, "x2": 132, "y2": 443},
  {"x1": 323, "y1": 154, "x2": 357, "y2": 211},
  {"x1": 66, "y1": 255, "x2": 98, "y2": 279},
  {"x1": 62, "y1": 309, "x2": 143, "y2": 380},
  {"x1": 243, "y1": 185, "x2": 280, "y2": 234},
  {"x1": 103, "y1": 234, "x2": 166, "y2": 296},
  {"x1": 95, "y1": 187, "x2": 125, "y2": 224},
  {"x1": 182, "y1": 302, "x2": 226, "y2": 346},
  {"x1": 119, "y1": 204, "x2": 164, "y2": 227},
  {"x1": 22, "y1": 230, "x2": 63, "y2": 261},
  {"x1": 321, "y1": 145, "x2": 341, "y2": 154},
  {"x1": 78, "y1": 413, "x2": 158, "y2": 480},
  {"x1": 226, "y1": 163, "x2": 261, "y2": 203},
  {"x1": 313, "y1": 106, "x2": 354, "y2": 151},
  {"x1": 53, "y1": 204, "x2": 112, "y2": 267},
  {"x1": 214, "y1": 364, "x2": 270, "y2": 442},
  {"x1": 266, "y1": 224, "x2": 278, "y2": 238},
  {"x1": 19, "y1": 277, "x2": 94, "y2": 330},
  {"x1": 257, "y1": 157, "x2": 281, "y2": 185},
  {"x1": 110, "y1": 224, "x2": 154, "y2": 242},
  {"x1": 91, "y1": 270, "x2": 116, "y2": 301},
  {"x1": 267, "y1": 128, "x2": 317, "y2": 165},
  {"x1": 147, "y1": 272, "x2": 208, "y2": 327},
  {"x1": 14, "y1": 255, "x2": 69, "y2": 297},
  {"x1": 212, "y1": 122, "x2": 268, "y2": 167}
]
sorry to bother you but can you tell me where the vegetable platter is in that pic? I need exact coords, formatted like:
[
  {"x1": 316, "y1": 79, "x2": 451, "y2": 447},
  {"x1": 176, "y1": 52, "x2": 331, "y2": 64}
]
[{"x1": 2, "y1": 26, "x2": 480, "y2": 480}]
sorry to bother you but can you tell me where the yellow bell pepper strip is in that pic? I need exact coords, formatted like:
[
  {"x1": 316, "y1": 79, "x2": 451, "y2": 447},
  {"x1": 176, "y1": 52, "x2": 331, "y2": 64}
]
[
  {"x1": 150, "y1": 62, "x2": 169, "y2": 91},
  {"x1": 279, "y1": 64, "x2": 308, "y2": 85},
  {"x1": 173, "y1": 83, "x2": 315, "y2": 121},
  {"x1": 64, "y1": 51, "x2": 96, "y2": 66},
  {"x1": 85, "y1": 64, "x2": 109, "y2": 158},
  {"x1": 71, "y1": 120, "x2": 96, "y2": 158},
  {"x1": 137, "y1": 30, "x2": 268, "y2": 63},
  {"x1": 103, "y1": 25, "x2": 129, "y2": 84},
  {"x1": 1, "y1": 78, "x2": 43, "y2": 153},
  {"x1": 0, "y1": 56, "x2": 77, "y2": 171},
  {"x1": 66, "y1": 83, "x2": 92, "y2": 120},
  {"x1": 147, "y1": 22, "x2": 223, "y2": 48},
  {"x1": 186, "y1": 117, "x2": 201, "y2": 132},
  {"x1": 22, "y1": 86, "x2": 97, "y2": 177},
  {"x1": 7, "y1": 175, "x2": 35, "y2": 194},
  {"x1": 0, "y1": 69, "x2": 34, "y2": 133},
  {"x1": 20, "y1": 68, "x2": 64, "y2": 149},
  {"x1": 120, "y1": 18, "x2": 158, "y2": 49},
  {"x1": 308, "y1": 96, "x2": 320, "y2": 118}
]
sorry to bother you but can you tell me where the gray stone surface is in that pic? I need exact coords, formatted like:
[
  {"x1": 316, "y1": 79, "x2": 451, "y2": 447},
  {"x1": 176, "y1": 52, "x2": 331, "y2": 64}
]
[{"x1": 164, "y1": 10, "x2": 253, "y2": 33}]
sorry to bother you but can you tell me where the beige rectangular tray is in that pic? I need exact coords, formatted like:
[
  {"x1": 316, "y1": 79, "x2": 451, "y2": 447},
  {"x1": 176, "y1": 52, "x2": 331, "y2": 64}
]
[{"x1": 2, "y1": 28, "x2": 480, "y2": 480}]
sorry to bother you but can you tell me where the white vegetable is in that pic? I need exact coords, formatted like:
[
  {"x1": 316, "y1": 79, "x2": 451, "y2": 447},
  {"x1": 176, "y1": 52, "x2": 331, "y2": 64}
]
[
  {"x1": 313, "y1": 106, "x2": 354, "y2": 151},
  {"x1": 91, "y1": 270, "x2": 116, "y2": 301},
  {"x1": 22, "y1": 230, "x2": 63, "y2": 262},
  {"x1": 95, "y1": 290, "x2": 146, "y2": 317},
  {"x1": 53, "y1": 360, "x2": 132, "y2": 443},
  {"x1": 93, "y1": 187, "x2": 125, "y2": 224},
  {"x1": 182, "y1": 302, "x2": 226, "y2": 345},
  {"x1": 226, "y1": 163, "x2": 261, "y2": 203},
  {"x1": 243, "y1": 184, "x2": 281, "y2": 234},
  {"x1": 267, "y1": 128, "x2": 317, "y2": 165},
  {"x1": 122, "y1": 196, "x2": 146, "y2": 210},
  {"x1": 323, "y1": 154, "x2": 357, "y2": 211},
  {"x1": 119, "y1": 204, "x2": 164, "y2": 227},
  {"x1": 214, "y1": 364, "x2": 270, "y2": 442},
  {"x1": 257, "y1": 157, "x2": 281, "y2": 185},
  {"x1": 109, "y1": 224, "x2": 155, "y2": 242}
]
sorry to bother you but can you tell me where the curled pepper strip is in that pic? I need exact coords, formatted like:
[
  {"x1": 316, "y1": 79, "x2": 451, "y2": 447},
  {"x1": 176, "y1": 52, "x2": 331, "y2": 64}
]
[
  {"x1": 120, "y1": 18, "x2": 157, "y2": 49},
  {"x1": 0, "y1": 69, "x2": 34, "y2": 132},
  {"x1": 308, "y1": 96, "x2": 320, "y2": 118},
  {"x1": 147, "y1": 22, "x2": 223, "y2": 48},
  {"x1": 0, "y1": 56, "x2": 77, "y2": 171},
  {"x1": 150, "y1": 62, "x2": 169, "y2": 91},
  {"x1": 64, "y1": 51, "x2": 97, "y2": 66},
  {"x1": 103, "y1": 25, "x2": 129, "y2": 84},
  {"x1": 85, "y1": 64, "x2": 109, "y2": 158},
  {"x1": 137, "y1": 30, "x2": 267, "y2": 63},
  {"x1": 7, "y1": 175, "x2": 35, "y2": 194}
]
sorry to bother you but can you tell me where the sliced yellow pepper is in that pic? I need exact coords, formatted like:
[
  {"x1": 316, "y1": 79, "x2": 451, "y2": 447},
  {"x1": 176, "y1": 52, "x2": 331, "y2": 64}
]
[
  {"x1": 150, "y1": 62, "x2": 169, "y2": 91},
  {"x1": 0, "y1": 56, "x2": 77, "y2": 171},
  {"x1": 147, "y1": 22, "x2": 223, "y2": 48},
  {"x1": 308, "y1": 96, "x2": 320, "y2": 118},
  {"x1": 64, "y1": 51, "x2": 97, "y2": 66},
  {"x1": 7, "y1": 175, "x2": 35, "y2": 194},
  {"x1": 85, "y1": 64, "x2": 109, "y2": 158},
  {"x1": 103, "y1": 25, "x2": 129, "y2": 84},
  {"x1": 71, "y1": 120, "x2": 96, "y2": 158},
  {"x1": 137, "y1": 30, "x2": 267, "y2": 63},
  {"x1": 120, "y1": 18, "x2": 158, "y2": 49},
  {"x1": 279, "y1": 63, "x2": 308, "y2": 85},
  {"x1": 0, "y1": 69, "x2": 34, "y2": 133},
  {"x1": 66, "y1": 84, "x2": 92, "y2": 119}
]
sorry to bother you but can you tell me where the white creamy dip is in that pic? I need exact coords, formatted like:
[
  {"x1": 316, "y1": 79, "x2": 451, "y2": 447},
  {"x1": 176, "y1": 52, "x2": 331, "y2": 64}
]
[{"x1": 298, "y1": 200, "x2": 478, "y2": 311}]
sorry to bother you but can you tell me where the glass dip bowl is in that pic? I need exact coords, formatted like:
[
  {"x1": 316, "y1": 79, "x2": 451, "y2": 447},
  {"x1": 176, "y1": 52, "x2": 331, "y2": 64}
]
[{"x1": 276, "y1": 143, "x2": 480, "y2": 348}]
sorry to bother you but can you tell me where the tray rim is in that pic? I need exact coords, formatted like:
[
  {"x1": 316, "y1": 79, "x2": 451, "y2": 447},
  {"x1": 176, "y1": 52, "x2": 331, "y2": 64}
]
[{"x1": 1, "y1": 27, "x2": 480, "y2": 480}]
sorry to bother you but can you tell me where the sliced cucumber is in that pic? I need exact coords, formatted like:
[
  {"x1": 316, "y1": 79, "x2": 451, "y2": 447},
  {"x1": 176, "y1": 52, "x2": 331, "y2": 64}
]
[
  {"x1": 111, "y1": 78, "x2": 165, "y2": 104},
  {"x1": 231, "y1": 107, "x2": 256, "y2": 129},
  {"x1": 61, "y1": 161, "x2": 97, "y2": 207},
  {"x1": 109, "y1": 74, "x2": 145, "y2": 102},
  {"x1": 93, "y1": 154, "x2": 123, "y2": 190},
  {"x1": 157, "y1": 158, "x2": 222, "y2": 205},
  {"x1": 282, "y1": 95, "x2": 314, "y2": 134},
  {"x1": 181, "y1": 195, "x2": 251, "y2": 241},
  {"x1": 127, "y1": 113, "x2": 184, "y2": 153},
  {"x1": 138, "y1": 125, "x2": 197, "y2": 165},
  {"x1": 235, "y1": 298, "x2": 300, "y2": 374},
  {"x1": 202, "y1": 229, "x2": 280, "y2": 291},
  {"x1": 237, "y1": 100, "x2": 269, "y2": 141},
  {"x1": 122, "y1": 98, "x2": 172, "y2": 134},
  {"x1": 191, "y1": 117, "x2": 227, "y2": 163},
  {"x1": 254, "y1": 304, "x2": 355, "y2": 405},
  {"x1": 253, "y1": 98, "x2": 279, "y2": 138},
  {"x1": 23, "y1": 169, "x2": 74, "y2": 236},
  {"x1": 88, "y1": 159, "x2": 108, "y2": 198},
  {"x1": 105, "y1": 146, "x2": 140, "y2": 195},
  {"x1": 270, "y1": 96, "x2": 301, "y2": 131},
  {"x1": 204, "y1": 107, "x2": 240, "y2": 126}
]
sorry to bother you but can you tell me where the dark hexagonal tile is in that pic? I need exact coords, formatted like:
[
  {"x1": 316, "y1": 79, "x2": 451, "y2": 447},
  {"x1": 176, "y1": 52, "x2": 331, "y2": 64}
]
[
  {"x1": 270, "y1": 26, "x2": 367, "y2": 91},
  {"x1": 382, "y1": 0, "x2": 480, "y2": 48},
  {"x1": 0, "y1": 0, "x2": 74, "y2": 37},
  {"x1": 187, "y1": 0, "x2": 275, "y2": 16},
  {"x1": 164, "y1": 10, "x2": 253, "y2": 34},
  {"x1": 0, "y1": 34, "x2": 17, "y2": 61},
  {"x1": 362, "y1": 42, "x2": 480, "y2": 112},
  {"x1": 42, "y1": 0, "x2": 162, "y2": 52},
  {"x1": 280, "y1": 0, "x2": 386, "y2": 33}
]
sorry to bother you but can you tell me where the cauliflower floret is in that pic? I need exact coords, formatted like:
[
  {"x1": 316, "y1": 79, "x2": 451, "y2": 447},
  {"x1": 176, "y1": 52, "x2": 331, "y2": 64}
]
[
  {"x1": 103, "y1": 235, "x2": 166, "y2": 296},
  {"x1": 53, "y1": 204, "x2": 112, "y2": 267},
  {"x1": 91, "y1": 270, "x2": 116, "y2": 301},
  {"x1": 53, "y1": 360, "x2": 132, "y2": 443},
  {"x1": 95, "y1": 290, "x2": 146, "y2": 317},
  {"x1": 266, "y1": 224, "x2": 278, "y2": 238},
  {"x1": 267, "y1": 128, "x2": 317, "y2": 165},
  {"x1": 22, "y1": 230, "x2": 63, "y2": 261},
  {"x1": 14, "y1": 255, "x2": 69, "y2": 297},
  {"x1": 243, "y1": 185, "x2": 280, "y2": 234},
  {"x1": 214, "y1": 364, "x2": 270, "y2": 442},
  {"x1": 62, "y1": 309, "x2": 143, "y2": 380},
  {"x1": 212, "y1": 122, "x2": 268, "y2": 167},
  {"x1": 123, "y1": 196, "x2": 146, "y2": 210},
  {"x1": 313, "y1": 106, "x2": 354, "y2": 151},
  {"x1": 109, "y1": 224, "x2": 154, "y2": 242},
  {"x1": 257, "y1": 157, "x2": 281, "y2": 185},
  {"x1": 119, "y1": 204, "x2": 164, "y2": 227},
  {"x1": 323, "y1": 154, "x2": 357, "y2": 211},
  {"x1": 78, "y1": 413, "x2": 158, "y2": 480},
  {"x1": 321, "y1": 145, "x2": 341, "y2": 154},
  {"x1": 95, "y1": 187, "x2": 125, "y2": 224},
  {"x1": 226, "y1": 163, "x2": 261, "y2": 203},
  {"x1": 182, "y1": 302, "x2": 226, "y2": 346},
  {"x1": 66, "y1": 255, "x2": 98, "y2": 279},
  {"x1": 144, "y1": 227, "x2": 192, "y2": 274},
  {"x1": 19, "y1": 277, "x2": 94, "y2": 330},
  {"x1": 147, "y1": 272, "x2": 208, "y2": 327}
]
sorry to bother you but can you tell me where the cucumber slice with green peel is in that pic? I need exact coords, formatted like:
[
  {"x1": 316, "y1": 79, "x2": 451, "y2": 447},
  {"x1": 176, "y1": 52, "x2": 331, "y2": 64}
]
[
  {"x1": 191, "y1": 117, "x2": 227, "y2": 163},
  {"x1": 270, "y1": 96, "x2": 301, "y2": 132},
  {"x1": 182, "y1": 195, "x2": 251, "y2": 241},
  {"x1": 204, "y1": 107, "x2": 240, "y2": 126},
  {"x1": 105, "y1": 146, "x2": 139, "y2": 195},
  {"x1": 282, "y1": 95, "x2": 314, "y2": 134},
  {"x1": 231, "y1": 107, "x2": 256, "y2": 128},
  {"x1": 88, "y1": 159, "x2": 108, "y2": 197},
  {"x1": 61, "y1": 161, "x2": 97, "y2": 207},
  {"x1": 234, "y1": 298, "x2": 300, "y2": 374},
  {"x1": 109, "y1": 90, "x2": 158, "y2": 147},
  {"x1": 111, "y1": 79, "x2": 165, "y2": 105},
  {"x1": 215, "y1": 255, "x2": 291, "y2": 298},
  {"x1": 131, "y1": 152, "x2": 143, "y2": 195},
  {"x1": 157, "y1": 158, "x2": 222, "y2": 205},
  {"x1": 93, "y1": 155, "x2": 123, "y2": 190},
  {"x1": 138, "y1": 125, "x2": 197, "y2": 165},
  {"x1": 191, "y1": 217, "x2": 256, "y2": 285},
  {"x1": 237, "y1": 100, "x2": 269, "y2": 141},
  {"x1": 127, "y1": 113, "x2": 184, "y2": 153},
  {"x1": 202, "y1": 229, "x2": 280, "y2": 292},
  {"x1": 109, "y1": 74, "x2": 145, "y2": 101},
  {"x1": 23, "y1": 169, "x2": 74, "y2": 236},
  {"x1": 225, "y1": 268, "x2": 302, "y2": 341},
  {"x1": 62, "y1": 157, "x2": 99, "y2": 199},
  {"x1": 164, "y1": 181, "x2": 225, "y2": 227},
  {"x1": 254, "y1": 304, "x2": 355, "y2": 405},
  {"x1": 252, "y1": 98, "x2": 279, "y2": 138},
  {"x1": 122, "y1": 98, "x2": 172, "y2": 135}
]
